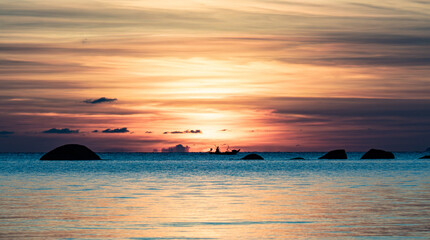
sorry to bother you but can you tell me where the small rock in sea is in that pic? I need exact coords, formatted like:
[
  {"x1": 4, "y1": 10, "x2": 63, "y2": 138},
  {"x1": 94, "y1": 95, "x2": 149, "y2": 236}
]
[
  {"x1": 241, "y1": 154, "x2": 264, "y2": 160},
  {"x1": 318, "y1": 149, "x2": 347, "y2": 159},
  {"x1": 40, "y1": 144, "x2": 101, "y2": 160},
  {"x1": 291, "y1": 157, "x2": 305, "y2": 160},
  {"x1": 361, "y1": 149, "x2": 394, "y2": 159},
  {"x1": 419, "y1": 155, "x2": 430, "y2": 159}
]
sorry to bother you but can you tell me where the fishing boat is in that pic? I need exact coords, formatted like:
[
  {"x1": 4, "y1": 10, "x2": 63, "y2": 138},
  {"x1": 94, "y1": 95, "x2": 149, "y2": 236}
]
[{"x1": 208, "y1": 146, "x2": 240, "y2": 155}]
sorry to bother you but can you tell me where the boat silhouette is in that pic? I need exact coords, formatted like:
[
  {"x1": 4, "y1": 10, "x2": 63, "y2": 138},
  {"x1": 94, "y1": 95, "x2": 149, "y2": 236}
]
[{"x1": 208, "y1": 146, "x2": 240, "y2": 155}]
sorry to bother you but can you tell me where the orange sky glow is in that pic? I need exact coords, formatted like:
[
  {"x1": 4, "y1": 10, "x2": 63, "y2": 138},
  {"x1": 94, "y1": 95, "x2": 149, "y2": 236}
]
[{"x1": 1, "y1": 0, "x2": 430, "y2": 152}]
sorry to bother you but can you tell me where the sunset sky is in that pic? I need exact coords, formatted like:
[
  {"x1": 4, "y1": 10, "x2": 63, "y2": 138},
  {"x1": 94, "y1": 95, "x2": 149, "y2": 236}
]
[{"x1": 1, "y1": 0, "x2": 430, "y2": 152}]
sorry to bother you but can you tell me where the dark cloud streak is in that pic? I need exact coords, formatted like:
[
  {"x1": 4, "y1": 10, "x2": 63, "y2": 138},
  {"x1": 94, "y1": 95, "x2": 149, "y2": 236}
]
[
  {"x1": 164, "y1": 130, "x2": 202, "y2": 134},
  {"x1": 102, "y1": 127, "x2": 129, "y2": 133},
  {"x1": 84, "y1": 97, "x2": 117, "y2": 104},
  {"x1": 0, "y1": 131, "x2": 14, "y2": 135},
  {"x1": 271, "y1": 97, "x2": 430, "y2": 118},
  {"x1": 42, "y1": 128, "x2": 79, "y2": 134}
]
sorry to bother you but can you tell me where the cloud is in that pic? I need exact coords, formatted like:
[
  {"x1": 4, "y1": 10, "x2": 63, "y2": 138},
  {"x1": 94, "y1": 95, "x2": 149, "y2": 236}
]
[
  {"x1": 0, "y1": 58, "x2": 100, "y2": 74},
  {"x1": 145, "y1": 131, "x2": 152, "y2": 133},
  {"x1": 102, "y1": 127, "x2": 129, "y2": 133},
  {"x1": 0, "y1": 96, "x2": 148, "y2": 117},
  {"x1": 256, "y1": 96, "x2": 430, "y2": 151},
  {"x1": 327, "y1": 33, "x2": 430, "y2": 46},
  {"x1": 0, "y1": 134, "x2": 166, "y2": 152},
  {"x1": 83, "y1": 97, "x2": 117, "y2": 104},
  {"x1": 0, "y1": 79, "x2": 84, "y2": 90},
  {"x1": 270, "y1": 97, "x2": 430, "y2": 118},
  {"x1": 1, "y1": 0, "x2": 429, "y2": 153},
  {"x1": 0, "y1": 131, "x2": 14, "y2": 135},
  {"x1": 164, "y1": 129, "x2": 202, "y2": 134},
  {"x1": 42, "y1": 128, "x2": 79, "y2": 134},
  {"x1": 278, "y1": 56, "x2": 430, "y2": 67},
  {"x1": 161, "y1": 144, "x2": 190, "y2": 153}
]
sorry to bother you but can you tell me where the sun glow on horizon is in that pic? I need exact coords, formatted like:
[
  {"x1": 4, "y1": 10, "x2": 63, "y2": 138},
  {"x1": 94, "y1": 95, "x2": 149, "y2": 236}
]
[{"x1": 1, "y1": 0, "x2": 429, "y2": 152}]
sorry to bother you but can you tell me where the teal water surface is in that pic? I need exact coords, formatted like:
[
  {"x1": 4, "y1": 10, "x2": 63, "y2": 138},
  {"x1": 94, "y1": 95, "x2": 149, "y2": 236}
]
[{"x1": 0, "y1": 152, "x2": 429, "y2": 239}]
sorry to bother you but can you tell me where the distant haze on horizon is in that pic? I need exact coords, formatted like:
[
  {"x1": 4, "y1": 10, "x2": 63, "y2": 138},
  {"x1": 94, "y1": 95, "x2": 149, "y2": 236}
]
[{"x1": 1, "y1": 0, "x2": 430, "y2": 152}]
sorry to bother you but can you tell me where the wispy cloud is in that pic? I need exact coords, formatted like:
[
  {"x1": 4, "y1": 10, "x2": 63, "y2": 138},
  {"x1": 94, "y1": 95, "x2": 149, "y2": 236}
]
[
  {"x1": 270, "y1": 97, "x2": 430, "y2": 118},
  {"x1": 0, "y1": 58, "x2": 99, "y2": 74}
]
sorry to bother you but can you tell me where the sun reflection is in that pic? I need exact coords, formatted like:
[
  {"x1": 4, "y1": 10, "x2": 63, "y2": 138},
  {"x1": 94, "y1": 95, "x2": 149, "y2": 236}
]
[{"x1": 5, "y1": 168, "x2": 428, "y2": 239}]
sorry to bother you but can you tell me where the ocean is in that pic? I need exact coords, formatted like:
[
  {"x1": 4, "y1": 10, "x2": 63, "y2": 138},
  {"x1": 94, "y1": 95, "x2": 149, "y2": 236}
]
[{"x1": 1, "y1": 152, "x2": 429, "y2": 239}]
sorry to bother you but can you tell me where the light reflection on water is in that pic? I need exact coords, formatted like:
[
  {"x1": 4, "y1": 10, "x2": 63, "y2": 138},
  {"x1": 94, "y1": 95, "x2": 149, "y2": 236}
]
[{"x1": 0, "y1": 152, "x2": 429, "y2": 239}]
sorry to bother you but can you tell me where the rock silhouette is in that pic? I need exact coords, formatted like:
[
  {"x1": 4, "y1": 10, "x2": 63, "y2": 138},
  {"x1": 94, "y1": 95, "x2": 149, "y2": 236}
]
[
  {"x1": 361, "y1": 149, "x2": 394, "y2": 159},
  {"x1": 291, "y1": 157, "x2": 305, "y2": 160},
  {"x1": 241, "y1": 154, "x2": 264, "y2": 160},
  {"x1": 419, "y1": 155, "x2": 430, "y2": 159},
  {"x1": 318, "y1": 149, "x2": 347, "y2": 159},
  {"x1": 40, "y1": 144, "x2": 101, "y2": 160}
]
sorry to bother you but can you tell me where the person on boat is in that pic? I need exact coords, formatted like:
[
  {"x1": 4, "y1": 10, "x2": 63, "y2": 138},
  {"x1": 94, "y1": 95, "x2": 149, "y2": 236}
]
[{"x1": 215, "y1": 146, "x2": 220, "y2": 153}]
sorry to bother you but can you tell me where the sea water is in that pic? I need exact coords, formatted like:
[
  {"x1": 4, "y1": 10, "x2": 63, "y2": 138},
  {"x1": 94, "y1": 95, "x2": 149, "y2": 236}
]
[{"x1": 0, "y1": 152, "x2": 429, "y2": 239}]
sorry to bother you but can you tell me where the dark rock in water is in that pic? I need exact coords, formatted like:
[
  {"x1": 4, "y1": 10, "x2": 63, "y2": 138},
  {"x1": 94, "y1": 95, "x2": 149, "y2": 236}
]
[
  {"x1": 40, "y1": 144, "x2": 101, "y2": 160},
  {"x1": 361, "y1": 149, "x2": 394, "y2": 159},
  {"x1": 419, "y1": 155, "x2": 430, "y2": 159},
  {"x1": 318, "y1": 149, "x2": 347, "y2": 159},
  {"x1": 241, "y1": 154, "x2": 264, "y2": 160},
  {"x1": 291, "y1": 157, "x2": 305, "y2": 160}
]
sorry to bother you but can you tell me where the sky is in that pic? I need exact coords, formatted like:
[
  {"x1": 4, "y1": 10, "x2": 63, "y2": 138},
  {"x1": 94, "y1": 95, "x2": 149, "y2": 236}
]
[{"x1": 1, "y1": 0, "x2": 430, "y2": 152}]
